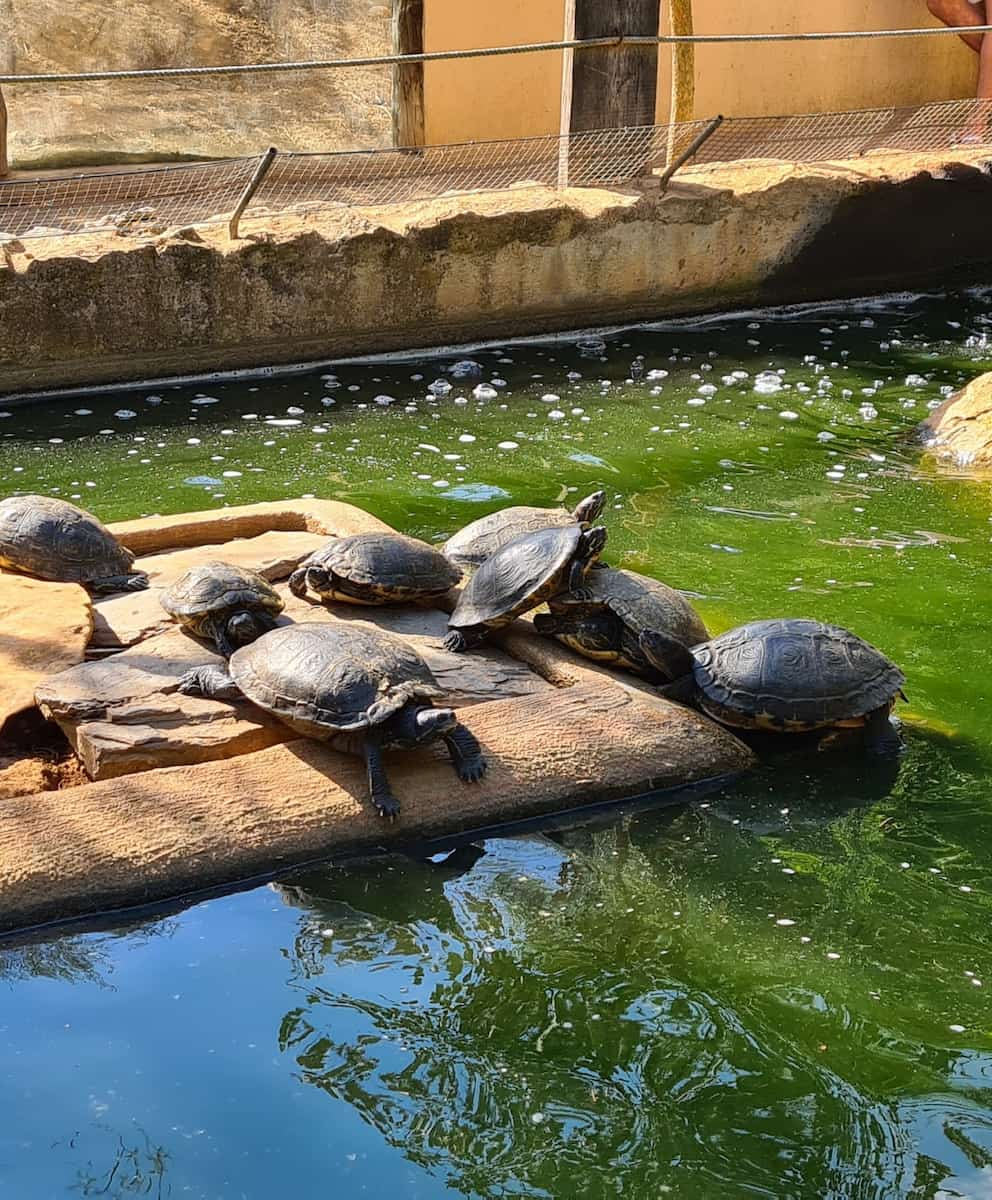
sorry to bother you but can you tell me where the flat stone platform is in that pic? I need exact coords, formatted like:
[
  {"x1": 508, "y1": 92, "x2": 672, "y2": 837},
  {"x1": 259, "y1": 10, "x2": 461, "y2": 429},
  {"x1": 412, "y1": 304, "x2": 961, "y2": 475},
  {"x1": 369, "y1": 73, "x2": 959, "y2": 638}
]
[{"x1": 0, "y1": 499, "x2": 754, "y2": 935}]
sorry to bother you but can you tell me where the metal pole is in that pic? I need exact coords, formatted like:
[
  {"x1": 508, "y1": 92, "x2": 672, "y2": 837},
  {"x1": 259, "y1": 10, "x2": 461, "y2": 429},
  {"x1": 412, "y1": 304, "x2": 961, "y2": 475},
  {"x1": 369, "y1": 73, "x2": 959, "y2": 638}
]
[
  {"x1": 666, "y1": 0, "x2": 695, "y2": 164},
  {"x1": 557, "y1": 0, "x2": 577, "y2": 187},
  {"x1": 0, "y1": 88, "x2": 7, "y2": 178},
  {"x1": 228, "y1": 146, "x2": 277, "y2": 240},
  {"x1": 658, "y1": 113, "x2": 723, "y2": 187}
]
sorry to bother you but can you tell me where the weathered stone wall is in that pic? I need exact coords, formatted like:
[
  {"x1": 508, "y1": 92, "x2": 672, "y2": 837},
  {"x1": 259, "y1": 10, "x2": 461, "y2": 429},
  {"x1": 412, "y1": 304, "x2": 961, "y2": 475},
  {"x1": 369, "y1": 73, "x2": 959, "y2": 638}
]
[
  {"x1": 2, "y1": 0, "x2": 392, "y2": 169},
  {"x1": 1, "y1": 151, "x2": 991, "y2": 397}
]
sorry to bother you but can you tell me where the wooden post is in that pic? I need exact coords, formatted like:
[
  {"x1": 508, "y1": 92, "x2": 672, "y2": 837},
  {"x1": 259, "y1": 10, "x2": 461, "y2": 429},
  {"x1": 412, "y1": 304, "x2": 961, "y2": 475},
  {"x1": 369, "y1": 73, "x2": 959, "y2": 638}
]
[
  {"x1": 557, "y1": 0, "x2": 577, "y2": 187},
  {"x1": 228, "y1": 147, "x2": 277, "y2": 240},
  {"x1": 0, "y1": 88, "x2": 7, "y2": 179},
  {"x1": 392, "y1": 0, "x2": 425, "y2": 150},
  {"x1": 570, "y1": 0, "x2": 661, "y2": 133}
]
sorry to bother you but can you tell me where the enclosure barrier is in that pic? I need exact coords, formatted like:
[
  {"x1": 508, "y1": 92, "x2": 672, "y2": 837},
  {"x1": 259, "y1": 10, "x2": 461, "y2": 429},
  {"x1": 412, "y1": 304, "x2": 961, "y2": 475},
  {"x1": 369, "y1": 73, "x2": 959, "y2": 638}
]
[{"x1": 0, "y1": 97, "x2": 988, "y2": 243}]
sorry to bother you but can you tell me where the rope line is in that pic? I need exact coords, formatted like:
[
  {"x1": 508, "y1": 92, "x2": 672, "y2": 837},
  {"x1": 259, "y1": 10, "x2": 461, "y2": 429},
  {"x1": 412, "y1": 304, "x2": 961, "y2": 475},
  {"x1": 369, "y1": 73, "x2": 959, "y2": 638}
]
[{"x1": 1, "y1": 25, "x2": 991, "y2": 85}]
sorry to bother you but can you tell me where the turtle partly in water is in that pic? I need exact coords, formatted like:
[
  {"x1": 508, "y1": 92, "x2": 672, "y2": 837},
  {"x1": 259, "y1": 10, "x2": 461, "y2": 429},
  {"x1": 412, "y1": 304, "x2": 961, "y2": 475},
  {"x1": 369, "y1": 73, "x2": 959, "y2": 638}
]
[
  {"x1": 639, "y1": 618, "x2": 906, "y2": 753},
  {"x1": 533, "y1": 567, "x2": 709, "y2": 679},
  {"x1": 443, "y1": 490, "x2": 606, "y2": 571},
  {"x1": 179, "y1": 622, "x2": 486, "y2": 817},
  {"x1": 289, "y1": 533, "x2": 461, "y2": 606},
  {"x1": 0, "y1": 494, "x2": 148, "y2": 593},
  {"x1": 444, "y1": 523, "x2": 608, "y2": 653},
  {"x1": 160, "y1": 561, "x2": 284, "y2": 655}
]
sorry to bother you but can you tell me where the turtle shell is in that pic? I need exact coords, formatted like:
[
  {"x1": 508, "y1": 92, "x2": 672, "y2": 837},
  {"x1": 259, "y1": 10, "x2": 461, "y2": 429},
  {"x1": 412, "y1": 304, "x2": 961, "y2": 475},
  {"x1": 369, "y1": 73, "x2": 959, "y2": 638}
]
[
  {"x1": 302, "y1": 533, "x2": 460, "y2": 598},
  {"x1": 692, "y1": 618, "x2": 905, "y2": 729},
  {"x1": 229, "y1": 622, "x2": 443, "y2": 735},
  {"x1": 443, "y1": 491, "x2": 604, "y2": 569},
  {"x1": 571, "y1": 568, "x2": 709, "y2": 647},
  {"x1": 0, "y1": 494, "x2": 135, "y2": 583},
  {"x1": 449, "y1": 524, "x2": 583, "y2": 630},
  {"x1": 161, "y1": 561, "x2": 283, "y2": 620}
]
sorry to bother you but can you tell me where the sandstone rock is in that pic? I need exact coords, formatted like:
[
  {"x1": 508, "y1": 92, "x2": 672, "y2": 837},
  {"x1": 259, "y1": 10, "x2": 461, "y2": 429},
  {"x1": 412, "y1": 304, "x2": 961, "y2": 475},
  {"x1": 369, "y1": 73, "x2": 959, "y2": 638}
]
[
  {"x1": 90, "y1": 529, "x2": 331, "y2": 649},
  {"x1": 39, "y1": 604, "x2": 548, "y2": 779},
  {"x1": 920, "y1": 372, "x2": 992, "y2": 472},
  {"x1": 0, "y1": 681, "x2": 755, "y2": 933},
  {"x1": 0, "y1": 573, "x2": 92, "y2": 736},
  {"x1": 108, "y1": 498, "x2": 393, "y2": 556}
]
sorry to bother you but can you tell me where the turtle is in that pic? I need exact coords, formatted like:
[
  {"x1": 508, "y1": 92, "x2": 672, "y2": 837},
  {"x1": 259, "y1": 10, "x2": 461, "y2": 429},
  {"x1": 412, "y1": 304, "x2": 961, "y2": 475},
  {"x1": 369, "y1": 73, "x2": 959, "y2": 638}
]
[
  {"x1": 160, "y1": 561, "x2": 284, "y2": 655},
  {"x1": 444, "y1": 523, "x2": 608, "y2": 653},
  {"x1": 532, "y1": 567, "x2": 709, "y2": 679},
  {"x1": 0, "y1": 494, "x2": 148, "y2": 593},
  {"x1": 638, "y1": 618, "x2": 907, "y2": 754},
  {"x1": 443, "y1": 490, "x2": 606, "y2": 571},
  {"x1": 289, "y1": 532, "x2": 461, "y2": 606},
  {"x1": 178, "y1": 622, "x2": 486, "y2": 818}
]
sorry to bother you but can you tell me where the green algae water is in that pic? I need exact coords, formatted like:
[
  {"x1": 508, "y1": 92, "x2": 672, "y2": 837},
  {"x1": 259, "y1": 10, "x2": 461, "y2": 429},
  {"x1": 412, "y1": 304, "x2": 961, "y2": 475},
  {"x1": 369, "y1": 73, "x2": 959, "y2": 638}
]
[{"x1": 3, "y1": 289, "x2": 992, "y2": 1198}]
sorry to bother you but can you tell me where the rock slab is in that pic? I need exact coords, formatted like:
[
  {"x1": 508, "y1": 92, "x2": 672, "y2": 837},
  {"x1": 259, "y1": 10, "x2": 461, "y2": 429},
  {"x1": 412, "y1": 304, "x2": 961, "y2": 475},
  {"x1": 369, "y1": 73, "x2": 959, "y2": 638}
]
[
  {"x1": 0, "y1": 573, "x2": 93, "y2": 736},
  {"x1": 0, "y1": 681, "x2": 755, "y2": 934},
  {"x1": 920, "y1": 372, "x2": 992, "y2": 472},
  {"x1": 39, "y1": 602, "x2": 548, "y2": 780}
]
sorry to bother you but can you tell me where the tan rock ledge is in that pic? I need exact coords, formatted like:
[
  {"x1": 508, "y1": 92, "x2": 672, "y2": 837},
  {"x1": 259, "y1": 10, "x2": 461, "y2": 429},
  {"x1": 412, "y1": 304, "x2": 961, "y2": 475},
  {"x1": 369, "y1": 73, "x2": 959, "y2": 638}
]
[
  {"x1": 920, "y1": 372, "x2": 992, "y2": 474},
  {"x1": 0, "y1": 681, "x2": 755, "y2": 935}
]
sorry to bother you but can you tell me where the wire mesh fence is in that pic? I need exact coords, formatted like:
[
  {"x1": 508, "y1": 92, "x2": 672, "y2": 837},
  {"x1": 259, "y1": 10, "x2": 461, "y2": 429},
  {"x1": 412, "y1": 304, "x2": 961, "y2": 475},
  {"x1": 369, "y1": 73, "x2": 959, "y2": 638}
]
[{"x1": 0, "y1": 98, "x2": 989, "y2": 242}]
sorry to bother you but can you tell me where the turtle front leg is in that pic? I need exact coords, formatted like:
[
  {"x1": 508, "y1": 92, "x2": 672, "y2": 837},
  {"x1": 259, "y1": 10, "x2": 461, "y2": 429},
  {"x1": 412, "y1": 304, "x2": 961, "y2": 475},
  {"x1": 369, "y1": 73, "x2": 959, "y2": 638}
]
[
  {"x1": 443, "y1": 722, "x2": 487, "y2": 783},
  {"x1": 364, "y1": 738, "x2": 400, "y2": 819},
  {"x1": 864, "y1": 706, "x2": 904, "y2": 757},
  {"x1": 177, "y1": 664, "x2": 243, "y2": 700},
  {"x1": 89, "y1": 572, "x2": 150, "y2": 595},
  {"x1": 442, "y1": 626, "x2": 487, "y2": 653}
]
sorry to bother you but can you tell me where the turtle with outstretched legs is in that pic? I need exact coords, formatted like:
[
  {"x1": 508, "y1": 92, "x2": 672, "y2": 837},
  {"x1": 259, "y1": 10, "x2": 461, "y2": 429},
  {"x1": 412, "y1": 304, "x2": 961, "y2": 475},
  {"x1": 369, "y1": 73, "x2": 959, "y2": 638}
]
[
  {"x1": 160, "y1": 561, "x2": 284, "y2": 656},
  {"x1": 444, "y1": 523, "x2": 608, "y2": 653},
  {"x1": 179, "y1": 622, "x2": 486, "y2": 818},
  {"x1": 443, "y1": 490, "x2": 606, "y2": 571},
  {"x1": 0, "y1": 495, "x2": 148, "y2": 593},
  {"x1": 289, "y1": 532, "x2": 460, "y2": 606},
  {"x1": 638, "y1": 618, "x2": 906, "y2": 755},
  {"x1": 533, "y1": 566, "x2": 708, "y2": 679}
]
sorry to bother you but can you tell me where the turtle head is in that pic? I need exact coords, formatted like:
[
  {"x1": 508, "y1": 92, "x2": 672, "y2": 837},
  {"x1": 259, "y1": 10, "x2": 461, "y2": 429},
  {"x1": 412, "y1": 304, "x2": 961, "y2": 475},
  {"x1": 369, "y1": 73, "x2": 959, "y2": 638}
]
[
  {"x1": 638, "y1": 629, "x2": 697, "y2": 682},
  {"x1": 392, "y1": 704, "x2": 458, "y2": 746},
  {"x1": 572, "y1": 490, "x2": 606, "y2": 526},
  {"x1": 227, "y1": 610, "x2": 277, "y2": 649},
  {"x1": 580, "y1": 525, "x2": 608, "y2": 561}
]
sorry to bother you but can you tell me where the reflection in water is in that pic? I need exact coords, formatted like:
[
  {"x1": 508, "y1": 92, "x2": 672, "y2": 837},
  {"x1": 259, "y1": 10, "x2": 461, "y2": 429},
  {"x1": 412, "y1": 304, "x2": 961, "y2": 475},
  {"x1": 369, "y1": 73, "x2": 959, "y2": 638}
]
[
  {"x1": 71, "y1": 1129, "x2": 171, "y2": 1199},
  {"x1": 271, "y1": 747, "x2": 990, "y2": 1198}
]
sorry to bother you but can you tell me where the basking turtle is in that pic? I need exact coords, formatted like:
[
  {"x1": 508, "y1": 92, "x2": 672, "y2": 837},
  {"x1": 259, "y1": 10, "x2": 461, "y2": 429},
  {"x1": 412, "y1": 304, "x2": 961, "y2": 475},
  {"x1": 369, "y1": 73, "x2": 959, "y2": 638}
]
[
  {"x1": 639, "y1": 618, "x2": 906, "y2": 754},
  {"x1": 160, "y1": 561, "x2": 284, "y2": 655},
  {"x1": 533, "y1": 567, "x2": 709, "y2": 679},
  {"x1": 179, "y1": 622, "x2": 486, "y2": 818},
  {"x1": 289, "y1": 533, "x2": 461, "y2": 606},
  {"x1": 443, "y1": 490, "x2": 606, "y2": 571},
  {"x1": 0, "y1": 494, "x2": 148, "y2": 593},
  {"x1": 444, "y1": 523, "x2": 608, "y2": 652}
]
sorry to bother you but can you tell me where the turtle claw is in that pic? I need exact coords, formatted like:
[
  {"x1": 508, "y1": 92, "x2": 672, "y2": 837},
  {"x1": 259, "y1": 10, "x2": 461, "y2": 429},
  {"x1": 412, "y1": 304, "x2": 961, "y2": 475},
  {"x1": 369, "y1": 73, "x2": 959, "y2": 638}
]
[
  {"x1": 457, "y1": 756, "x2": 487, "y2": 784},
  {"x1": 374, "y1": 795, "x2": 401, "y2": 820}
]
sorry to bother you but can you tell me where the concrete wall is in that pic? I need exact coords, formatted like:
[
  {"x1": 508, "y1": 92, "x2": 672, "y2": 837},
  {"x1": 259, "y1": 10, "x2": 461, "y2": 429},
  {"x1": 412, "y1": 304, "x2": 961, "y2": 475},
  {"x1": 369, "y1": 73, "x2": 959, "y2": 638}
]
[
  {"x1": 1, "y1": 150, "x2": 990, "y2": 397},
  {"x1": 422, "y1": 0, "x2": 566, "y2": 143},
  {"x1": 655, "y1": 0, "x2": 977, "y2": 121},
  {"x1": 419, "y1": 0, "x2": 979, "y2": 145}
]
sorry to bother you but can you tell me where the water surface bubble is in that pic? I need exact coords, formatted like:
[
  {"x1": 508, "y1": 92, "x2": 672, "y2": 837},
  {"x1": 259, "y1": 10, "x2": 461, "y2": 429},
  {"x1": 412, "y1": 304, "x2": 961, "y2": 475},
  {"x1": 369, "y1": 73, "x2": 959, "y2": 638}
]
[{"x1": 114, "y1": 409, "x2": 137, "y2": 420}]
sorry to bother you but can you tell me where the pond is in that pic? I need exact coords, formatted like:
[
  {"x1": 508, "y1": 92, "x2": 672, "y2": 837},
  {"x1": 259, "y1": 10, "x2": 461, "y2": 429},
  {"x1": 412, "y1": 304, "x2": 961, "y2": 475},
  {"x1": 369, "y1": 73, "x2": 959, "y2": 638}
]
[{"x1": 2, "y1": 288, "x2": 992, "y2": 1199}]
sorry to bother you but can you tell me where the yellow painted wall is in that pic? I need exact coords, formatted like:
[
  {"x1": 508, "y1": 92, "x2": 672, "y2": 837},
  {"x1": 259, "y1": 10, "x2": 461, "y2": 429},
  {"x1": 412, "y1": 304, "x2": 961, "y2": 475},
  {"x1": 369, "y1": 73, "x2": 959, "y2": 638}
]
[
  {"x1": 421, "y1": 1, "x2": 978, "y2": 145},
  {"x1": 658, "y1": 0, "x2": 978, "y2": 121},
  {"x1": 423, "y1": 0, "x2": 565, "y2": 144}
]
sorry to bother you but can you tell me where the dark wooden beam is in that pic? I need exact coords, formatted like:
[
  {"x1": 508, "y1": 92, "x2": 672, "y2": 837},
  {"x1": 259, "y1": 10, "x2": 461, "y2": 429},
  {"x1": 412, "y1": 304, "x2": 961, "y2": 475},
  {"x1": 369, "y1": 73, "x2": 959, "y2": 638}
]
[
  {"x1": 0, "y1": 88, "x2": 7, "y2": 178},
  {"x1": 571, "y1": 0, "x2": 661, "y2": 132},
  {"x1": 392, "y1": 0, "x2": 425, "y2": 150}
]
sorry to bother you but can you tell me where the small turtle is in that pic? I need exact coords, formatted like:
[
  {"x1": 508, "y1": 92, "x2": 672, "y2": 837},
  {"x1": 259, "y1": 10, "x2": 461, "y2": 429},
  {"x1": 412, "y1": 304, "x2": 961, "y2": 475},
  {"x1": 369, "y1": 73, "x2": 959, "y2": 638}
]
[
  {"x1": 443, "y1": 490, "x2": 606, "y2": 570},
  {"x1": 289, "y1": 533, "x2": 461, "y2": 606},
  {"x1": 0, "y1": 494, "x2": 148, "y2": 593},
  {"x1": 160, "y1": 561, "x2": 284, "y2": 655},
  {"x1": 179, "y1": 622, "x2": 486, "y2": 818},
  {"x1": 444, "y1": 523, "x2": 608, "y2": 653},
  {"x1": 639, "y1": 618, "x2": 906, "y2": 754},
  {"x1": 533, "y1": 567, "x2": 709, "y2": 679}
]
